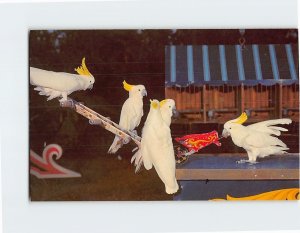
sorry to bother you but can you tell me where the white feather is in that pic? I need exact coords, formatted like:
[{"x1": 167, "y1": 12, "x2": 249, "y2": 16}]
[
  {"x1": 30, "y1": 67, "x2": 94, "y2": 102},
  {"x1": 246, "y1": 118, "x2": 292, "y2": 136},
  {"x1": 160, "y1": 99, "x2": 176, "y2": 127},
  {"x1": 132, "y1": 99, "x2": 178, "y2": 194},
  {"x1": 108, "y1": 84, "x2": 146, "y2": 154},
  {"x1": 132, "y1": 99, "x2": 176, "y2": 171},
  {"x1": 223, "y1": 117, "x2": 292, "y2": 163}
]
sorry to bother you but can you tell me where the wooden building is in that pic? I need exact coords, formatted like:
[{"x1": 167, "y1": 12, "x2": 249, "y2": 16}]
[{"x1": 165, "y1": 44, "x2": 299, "y2": 123}]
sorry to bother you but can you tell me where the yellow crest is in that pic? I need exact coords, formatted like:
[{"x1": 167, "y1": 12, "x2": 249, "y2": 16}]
[
  {"x1": 233, "y1": 112, "x2": 248, "y2": 124},
  {"x1": 150, "y1": 99, "x2": 159, "y2": 109},
  {"x1": 75, "y1": 57, "x2": 92, "y2": 76},
  {"x1": 159, "y1": 99, "x2": 168, "y2": 107},
  {"x1": 123, "y1": 80, "x2": 134, "y2": 91}
]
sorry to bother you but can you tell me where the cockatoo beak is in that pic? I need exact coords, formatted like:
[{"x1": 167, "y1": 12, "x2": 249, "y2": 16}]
[
  {"x1": 222, "y1": 129, "x2": 230, "y2": 138},
  {"x1": 172, "y1": 108, "x2": 179, "y2": 118},
  {"x1": 142, "y1": 89, "x2": 147, "y2": 97},
  {"x1": 88, "y1": 84, "x2": 93, "y2": 90}
]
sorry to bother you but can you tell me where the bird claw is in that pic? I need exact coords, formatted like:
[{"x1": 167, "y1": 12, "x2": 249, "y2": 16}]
[
  {"x1": 236, "y1": 159, "x2": 258, "y2": 165},
  {"x1": 131, "y1": 130, "x2": 138, "y2": 136},
  {"x1": 123, "y1": 137, "x2": 131, "y2": 144},
  {"x1": 59, "y1": 98, "x2": 68, "y2": 103},
  {"x1": 60, "y1": 99, "x2": 74, "y2": 108},
  {"x1": 248, "y1": 161, "x2": 259, "y2": 165},
  {"x1": 236, "y1": 159, "x2": 248, "y2": 164}
]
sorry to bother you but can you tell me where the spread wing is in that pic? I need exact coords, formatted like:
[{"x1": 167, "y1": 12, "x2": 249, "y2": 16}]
[
  {"x1": 246, "y1": 118, "x2": 292, "y2": 136},
  {"x1": 244, "y1": 130, "x2": 287, "y2": 149}
]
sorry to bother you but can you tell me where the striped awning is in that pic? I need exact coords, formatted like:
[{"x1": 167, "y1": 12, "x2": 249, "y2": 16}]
[{"x1": 165, "y1": 44, "x2": 299, "y2": 86}]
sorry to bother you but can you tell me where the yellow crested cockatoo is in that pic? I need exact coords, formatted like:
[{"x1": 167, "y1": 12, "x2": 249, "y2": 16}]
[
  {"x1": 131, "y1": 98, "x2": 178, "y2": 172},
  {"x1": 159, "y1": 99, "x2": 178, "y2": 127},
  {"x1": 132, "y1": 99, "x2": 179, "y2": 194},
  {"x1": 108, "y1": 80, "x2": 147, "y2": 154},
  {"x1": 222, "y1": 112, "x2": 292, "y2": 164},
  {"x1": 30, "y1": 57, "x2": 95, "y2": 102}
]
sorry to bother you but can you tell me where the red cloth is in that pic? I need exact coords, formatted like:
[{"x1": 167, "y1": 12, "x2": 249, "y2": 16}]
[{"x1": 175, "y1": 130, "x2": 221, "y2": 152}]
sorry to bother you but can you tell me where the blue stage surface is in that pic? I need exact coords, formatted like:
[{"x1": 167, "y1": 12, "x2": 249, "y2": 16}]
[
  {"x1": 176, "y1": 153, "x2": 299, "y2": 170},
  {"x1": 173, "y1": 180, "x2": 300, "y2": 201},
  {"x1": 174, "y1": 153, "x2": 299, "y2": 200}
]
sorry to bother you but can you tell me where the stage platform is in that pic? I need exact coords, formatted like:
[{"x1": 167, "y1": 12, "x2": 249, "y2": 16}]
[{"x1": 174, "y1": 153, "x2": 299, "y2": 200}]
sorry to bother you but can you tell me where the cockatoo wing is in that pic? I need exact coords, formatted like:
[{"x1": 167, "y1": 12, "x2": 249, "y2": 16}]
[
  {"x1": 140, "y1": 126, "x2": 157, "y2": 170},
  {"x1": 244, "y1": 131, "x2": 287, "y2": 149},
  {"x1": 132, "y1": 99, "x2": 178, "y2": 194},
  {"x1": 141, "y1": 141, "x2": 153, "y2": 170},
  {"x1": 246, "y1": 118, "x2": 292, "y2": 136},
  {"x1": 108, "y1": 98, "x2": 143, "y2": 154},
  {"x1": 119, "y1": 98, "x2": 143, "y2": 131},
  {"x1": 30, "y1": 67, "x2": 80, "y2": 92},
  {"x1": 142, "y1": 122, "x2": 178, "y2": 193},
  {"x1": 152, "y1": 137, "x2": 178, "y2": 194}
]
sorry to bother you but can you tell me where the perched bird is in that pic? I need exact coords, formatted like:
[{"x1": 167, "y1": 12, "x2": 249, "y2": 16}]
[
  {"x1": 131, "y1": 99, "x2": 178, "y2": 172},
  {"x1": 222, "y1": 112, "x2": 292, "y2": 164},
  {"x1": 108, "y1": 80, "x2": 147, "y2": 154},
  {"x1": 30, "y1": 57, "x2": 95, "y2": 102},
  {"x1": 159, "y1": 99, "x2": 178, "y2": 127},
  {"x1": 132, "y1": 99, "x2": 179, "y2": 194}
]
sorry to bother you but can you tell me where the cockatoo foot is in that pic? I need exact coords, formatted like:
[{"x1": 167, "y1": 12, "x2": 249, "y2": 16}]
[
  {"x1": 236, "y1": 159, "x2": 258, "y2": 164},
  {"x1": 236, "y1": 159, "x2": 249, "y2": 164},
  {"x1": 123, "y1": 137, "x2": 131, "y2": 144},
  {"x1": 59, "y1": 98, "x2": 68, "y2": 103},
  {"x1": 248, "y1": 161, "x2": 259, "y2": 165},
  {"x1": 131, "y1": 130, "x2": 138, "y2": 136}
]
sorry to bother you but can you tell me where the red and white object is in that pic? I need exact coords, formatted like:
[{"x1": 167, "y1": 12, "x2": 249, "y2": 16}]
[
  {"x1": 175, "y1": 130, "x2": 221, "y2": 153},
  {"x1": 30, "y1": 144, "x2": 81, "y2": 178}
]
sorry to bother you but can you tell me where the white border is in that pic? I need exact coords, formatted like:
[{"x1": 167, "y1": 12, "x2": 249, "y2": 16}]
[{"x1": 0, "y1": 1, "x2": 299, "y2": 233}]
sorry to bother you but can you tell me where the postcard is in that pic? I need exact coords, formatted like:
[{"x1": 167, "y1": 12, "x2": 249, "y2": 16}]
[{"x1": 29, "y1": 29, "x2": 299, "y2": 201}]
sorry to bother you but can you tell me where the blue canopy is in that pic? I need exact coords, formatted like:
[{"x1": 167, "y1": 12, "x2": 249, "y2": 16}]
[{"x1": 165, "y1": 44, "x2": 299, "y2": 87}]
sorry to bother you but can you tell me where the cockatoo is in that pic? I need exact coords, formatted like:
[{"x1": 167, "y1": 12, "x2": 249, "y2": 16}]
[
  {"x1": 131, "y1": 99, "x2": 178, "y2": 172},
  {"x1": 159, "y1": 99, "x2": 178, "y2": 127},
  {"x1": 131, "y1": 99, "x2": 179, "y2": 194},
  {"x1": 107, "y1": 80, "x2": 147, "y2": 154},
  {"x1": 30, "y1": 57, "x2": 95, "y2": 102},
  {"x1": 222, "y1": 112, "x2": 292, "y2": 164}
]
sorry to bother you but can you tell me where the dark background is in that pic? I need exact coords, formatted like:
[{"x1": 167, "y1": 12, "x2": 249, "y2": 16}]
[{"x1": 29, "y1": 29, "x2": 298, "y2": 201}]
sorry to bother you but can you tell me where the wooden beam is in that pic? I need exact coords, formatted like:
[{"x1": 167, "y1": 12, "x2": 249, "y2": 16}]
[
  {"x1": 240, "y1": 83, "x2": 245, "y2": 113},
  {"x1": 251, "y1": 86, "x2": 256, "y2": 110},
  {"x1": 202, "y1": 85, "x2": 207, "y2": 123},
  {"x1": 278, "y1": 83, "x2": 283, "y2": 118},
  {"x1": 176, "y1": 169, "x2": 299, "y2": 180}
]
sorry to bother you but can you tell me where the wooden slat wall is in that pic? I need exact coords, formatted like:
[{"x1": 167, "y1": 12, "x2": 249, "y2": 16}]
[
  {"x1": 244, "y1": 86, "x2": 271, "y2": 109},
  {"x1": 165, "y1": 84, "x2": 299, "y2": 122},
  {"x1": 205, "y1": 86, "x2": 236, "y2": 109},
  {"x1": 282, "y1": 83, "x2": 299, "y2": 121}
]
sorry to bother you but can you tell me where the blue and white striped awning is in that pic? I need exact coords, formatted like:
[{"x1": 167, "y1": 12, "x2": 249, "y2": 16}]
[{"x1": 165, "y1": 44, "x2": 299, "y2": 86}]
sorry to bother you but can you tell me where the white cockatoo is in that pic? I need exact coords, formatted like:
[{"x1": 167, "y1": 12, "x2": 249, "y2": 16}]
[
  {"x1": 30, "y1": 57, "x2": 95, "y2": 102},
  {"x1": 108, "y1": 80, "x2": 147, "y2": 154},
  {"x1": 131, "y1": 99, "x2": 179, "y2": 194},
  {"x1": 159, "y1": 99, "x2": 178, "y2": 127},
  {"x1": 222, "y1": 112, "x2": 292, "y2": 164},
  {"x1": 131, "y1": 98, "x2": 178, "y2": 171}
]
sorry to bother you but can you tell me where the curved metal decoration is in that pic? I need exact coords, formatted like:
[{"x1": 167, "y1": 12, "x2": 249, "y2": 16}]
[
  {"x1": 30, "y1": 144, "x2": 81, "y2": 178},
  {"x1": 212, "y1": 188, "x2": 299, "y2": 201}
]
